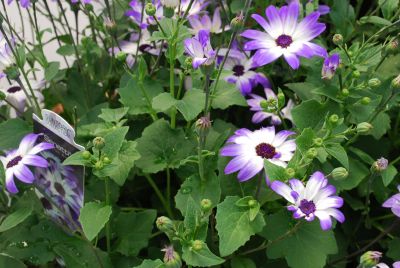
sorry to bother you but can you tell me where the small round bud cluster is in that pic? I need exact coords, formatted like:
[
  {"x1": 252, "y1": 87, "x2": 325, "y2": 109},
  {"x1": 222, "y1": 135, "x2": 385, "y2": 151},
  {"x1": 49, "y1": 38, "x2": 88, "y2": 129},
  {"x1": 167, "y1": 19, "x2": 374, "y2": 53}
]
[
  {"x1": 248, "y1": 199, "x2": 257, "y2": 208},
  {"x1": 306, "y1": 148, "x2": 318, "y2": 159},
  {"x1": 93, "y1": 137, "x2": 105, "y2": 150},
  {"x1": 94, "y1": 161, "x2": 104, "y2": 170},
  {"x1": 341, "y1": 88, "x2": 349, "y2": 97},
  {"x1": 313, "y1": 138, "x2": 324, "y2": 147},
  {"x1": 191, "y1": 240, "x2": 203, "y2": 251},
  {"x1": 329, "y1": 114, "x2": 339, "y2": 125},
  {"x1": 285, "y1": 167, "x2": 295, "y2": 177},
  {"x1": 116, "y1": 51, "x2": 127, "y2": 62},
  {"x1": 200, "y1": 199, "x2": 212, "y2": 212},
  {"x1": 156, "y1": 216, "x2": 174, "y2": 232},
  {"x1": 356, "y1": 122, "x2": 373, "y2": 135},
  {"x1": 368, "y1": 78, "x2": 381, "y2": 88},
  {"x1": 361, "y1": 97, "x2": 371, "y2": 105},
  {"x1": 372, "y1": 157, "x2": 388, "y2": 172},
  {"x1": 145, "y1": 3, "x2": 157, "y2": 16},
  {"x1": 332, "y1": 167, "x2": 348, "y2": 180},
  {"x1": 352, "y1": 70, "x2": 361, "y2": 79},
  {"x1": 103, "y1": 156, "x2": 111, "y2": 164},
  {"x1": 332, "y1": 34, "x2": 343, "y2": 46},
  {"x1": 82, "y1": 151, "x2": 91, "y2": 160}
]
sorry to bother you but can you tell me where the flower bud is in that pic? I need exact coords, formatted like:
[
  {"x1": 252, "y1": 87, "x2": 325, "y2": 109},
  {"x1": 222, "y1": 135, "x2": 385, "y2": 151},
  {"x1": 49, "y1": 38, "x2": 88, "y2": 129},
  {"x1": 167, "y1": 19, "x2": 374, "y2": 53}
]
[
  {"x1": 359, "y1": 251, "x2": 382, "y2": 268},
  {"x1": 104, "y1": 17, "x2": 116, "y2": 29},
  {"x1": 195, "y1": 116, "x2": 211, "y2": 132},
  {"x1": 332, "y1": 167, "x2": 348, "y2": 180},
  {"x1": 386, "y1": 39, "x2": 399, "y2": 54},
  {"x1": 277, "y1": 91, "x2": 285, "y2": 108},
  {"x1": 313, "y1": 138, "x2": 323, "y2": 147},
  {"x1": 156, "y1": 216, "x2": 174, "y2": 232},
  {"x1": 84, "y1": 3, "x2": 93, "y2": 12},
  {"x1": 200, "y1": 199, "x2": 212, "y2": 212},
  {"x1": 372, "y1": 157, "x2": 388, "y2": 172},
  {"x1": 94, "y1": 161, "x2": 104, "y2": 170},
  {"x1": 82, "y1": 151, "x2": 91, "y2": 160},
  {"x1": 0, "y1": 91, "x2": 6, "y2": 101},
  {"x1": 145, "y1": 3, "x2": 157, "y2": 16},
  {"x1": 356, "y1": 122, "x2": 373, "y2": 135},
  {"x1": 116, "y1": 51, "x2": 127, "y2": 62},
  {"x1": 259, "y1": 99, "x2": 269, "y2": 109},
  {"x1": 4, "y1": 66, "x2": 19, "y2": 80},
  {"x1": 285, "y1": 167, "x2": 295, "y2": 177},
  {"x1": 162, "y1": 245, "x2": 182, "y2": 268},
  {"x1": 391, "y1": 74, "x2": 400, "y2": 89},
  {"x1": 103, "y1": 156, "x2": 111, "y2": 164},
  {"x1": 191, "y1": 240, "x2": 203, "y2": 251},
  {"x1": 368, "y1": 78, "x2": 381, "y2": 88},
  {"x1": 160, "y1": 0, "x2": 179, "y2": 8},
  {"x1": 352, "y1": 70, "x2": 361, "y2": 79},
  {"x1": 361, "y1": 97, "x2": 371, "y2": 105},
  {"x1": 93, "y1": 137, "x2": 105, "y2": 150},
  {"x1": 184, "y1": 57, "x2": 193, "y2": 70},
  {"x1": 163, "y1": 6, "x2": 175, "y2": 18},
  {"x1": 306, "y1": 148, "x2": 318, "y2": 159},
  {"x1": 230, "y1": 13, "x2": 244, "y2": 32},
  {"x1": 248, "y1": 199, "x2": 257, "y2": 208},
  {"x1": 329, "y1": 114, "x2": 339, "y2": 125},
  {"x1": 341, "y1": 88, "x2": 349, "y2": 97},
  {"x1": 332, "y1": 34, "x2": 343, "y2": 46}
]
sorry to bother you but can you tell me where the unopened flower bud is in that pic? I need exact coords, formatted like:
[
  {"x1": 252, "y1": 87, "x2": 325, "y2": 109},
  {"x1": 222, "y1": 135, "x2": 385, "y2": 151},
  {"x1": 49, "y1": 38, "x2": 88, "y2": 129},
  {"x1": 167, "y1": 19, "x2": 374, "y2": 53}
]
[
  {"x1": 191, "y1": 240, "x2": 203, "y2": 251},
  {"x1": 259, "y1": 99, "x2": 268, "y2": 109},
  {"x1": 352, "y1": 70, "x2": 361, "y2": 79},
  {"x1": 116, "y1": 51, "x2": 127, "y2": 62},
  {"x1": 342, "y1": 88, "x2": 349, "y2": 97},
  {"x1": 361, "y1": 97, "x2": 371, "y2": 105},
  {"x1": 94, "y1": 161, "x2": 104, "y2": 170},
  {"x1": 4, "y1": 66, "x2": 19, "y2": 80},
  {"x1": 313, "y1": 138, "x2": 324, "y2": 147},
  {"x1": 156, "y1": 216, "x2": 174, "y2": 232},
  {"x1": 359, "y1": 251, "x2": 382, "y2": 268},
  {"x1": 0, "y1": 91, "x2": 6, "y2": 101},
  {"x1": 104, "y1": 17, "x2": 116, "y2": 29},
  {"x1": 84, "y1": 3, "x2": 93, "y2": 12},
  {"x1": 248, "y1": 199, "x2": 257, "y2": 208},
  {"x1": 386, "y1": 39, "x2": 399, "y2": 54},
  {"x1": 160, "y1": 0, "x2": 179, "y2": 8},
  {"x1": 391, "y1": 74, "x2": 400, "y2": 89},
  {"x1": 184, "y1": 57, "x2": 193, "y2": 70},
  {"x1": 200, "y1": 199, "x2": 212, "y2": 212},
  {"x1": 93, "y1": 137, "x2": 105, "y2": 150},
  {"x1": 195, "y1": 116, "x2": 211, "y2": 131},
  {"x1": 329, "y1": 114, "x2": 339, "y2": 125},
  {"x1": 306, "y1": 148, "x2": 318, "y2": 159},
  {"x1": 145, "y1": 3, "x2": 157, "y2": 16},
  {"x1": 356, "y1": 122, "x2": 373, "y2": 134},
  {"x1": 332, "y1": 34, "x2": 343, "y2": 46},
  {"x1": 82, "y1": 151, "x2": 91, "y2": 160},
  {"x1": 285, "y1": 167, "x2": 295, "y2": 177},
  {"x1": 230, "y1": 13, "x2": 244, "y2": 31},
  {"x1": 368, "y1": 78, "x2": 381, "y2": 88},
  {"x1": 332, "y1": 167, "x2": 348, "y2": 180},
  {"x1": 277, "y1": 92, "x2": 285, "y2": 108},
  {"x1": 103, "y1": 156, "x2": 111, "y2": 164},
  {"x1": 162, "y1": 245, "x2": 182, "y2": 268},
  {"x1": 372, "y1": 157, "x2": 388, "y2": 172}
]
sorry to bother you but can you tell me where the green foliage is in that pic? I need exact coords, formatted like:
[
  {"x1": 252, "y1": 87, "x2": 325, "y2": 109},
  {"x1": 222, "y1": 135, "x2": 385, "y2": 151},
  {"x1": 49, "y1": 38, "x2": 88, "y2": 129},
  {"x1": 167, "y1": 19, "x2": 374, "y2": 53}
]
[
  {"x1": 181, "y1": 243, "x2": 224, "y2": 267},
  {"x1": 0, "y1": 207, "x2": 33, "y2": 233},
  {"x1": 211, "y1": 80, "x2": 247, "y2": 109},
  {"x1": 0, "y1": 119, "x2": 31, "y2": 150},
  {"x1": 79, "y1": 202, "x2": 112, "y2": 241}
]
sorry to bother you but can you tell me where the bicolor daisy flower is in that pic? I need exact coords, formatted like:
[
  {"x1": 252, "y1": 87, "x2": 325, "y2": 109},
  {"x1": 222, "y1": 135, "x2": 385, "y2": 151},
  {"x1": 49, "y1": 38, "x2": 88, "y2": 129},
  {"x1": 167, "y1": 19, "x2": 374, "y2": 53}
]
[
  {"x1": 382, "y1": 185, "x2": 400, "y2": 217},
  {"x1": 0, "y1": 133, "x2": 54, "y2": 194},
  {"x1": 247, "y1": 88, "x2": 294, "y2": 125},
  {"x1": 220, "y1": 127, "x2": 296, "y2": 181},
  {"x1": 184, "y1": 30, "x2": 216, "y2": 69},
  {"x1": 219, "y1": 49, "x2": 270, "y2": 95},
  {"x1": 241, "y1": 2, "x2": 327, "y2": 69},
  {"x1": 189, "y1": 8, "x2": 225, "y2": 34},
  {"x1": 322, "y1": 53, "x2": 340, "y2": 80},
  {"x1": 125, "y1": 0, "x2": 164, "y2": 29},
  {"x1": 271, "y1": 171, "x2": 345, "y2": 230}
]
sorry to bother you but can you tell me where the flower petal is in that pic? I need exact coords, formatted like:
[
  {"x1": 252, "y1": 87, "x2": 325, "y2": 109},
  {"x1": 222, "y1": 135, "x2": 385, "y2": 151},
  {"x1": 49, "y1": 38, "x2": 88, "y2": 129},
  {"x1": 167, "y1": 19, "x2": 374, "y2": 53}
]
[
  {"x1": 314, "y1": 210, "x2": 332, "y2": 230},
  {"x1": 305, "y1": 171, "x2": 327, "y2": 200},
  {"x1": 19, "y1": 133, "x2": 39, "y2": 155},
  {"x1": 22, "y1": 155, "x2": 48, "y2": 168},
  {"x1": 237, "y1": 158, "x2": 264, "y2": 182},
  {"x1": 273, "y1": 130, "x2": 295, "y2": 147},
  {"x1": 28, "y1": 142, "x2": 54, "y2": 155},
  {"x1": 5, "y1": 169, "x2": 18, "y2": 194},
  {"x1": 14, "y1": 164, "x2": 35, "y2": 183},
  {"x1": 271, "y1": 180, "x2": 296, "y2": 203}
]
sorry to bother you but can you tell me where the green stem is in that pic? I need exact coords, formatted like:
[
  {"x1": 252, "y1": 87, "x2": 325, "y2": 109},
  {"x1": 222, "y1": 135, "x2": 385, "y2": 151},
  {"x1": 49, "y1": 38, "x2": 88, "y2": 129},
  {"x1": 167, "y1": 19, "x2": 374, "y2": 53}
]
[
  {"x1": 166, "y1": 167, "x2": 171, "y2": 213},
  {"x1": 144, "y1": 174, "x2": 173, "y2": 218},
  {"x1": 104, "y1": 177, "x2": 111, "y2": 254}
]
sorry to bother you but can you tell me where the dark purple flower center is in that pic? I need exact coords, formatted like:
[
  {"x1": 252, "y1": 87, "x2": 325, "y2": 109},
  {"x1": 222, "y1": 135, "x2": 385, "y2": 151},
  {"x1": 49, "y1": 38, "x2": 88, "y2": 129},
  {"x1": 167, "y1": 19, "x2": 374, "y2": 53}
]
[
  {"x1": 40, "y1": 198, "x2": 52, "y2": 210},
  {"x1": 54, "y1": 182, "x2": 65, "y2": 197},
  {"x1": 276, "y1": 34, "x2": 293, "y2": 48},
  {"x1": 139, "y1": 44, "x2": 152, "y2": 53},
  {"x1": 255, "y1": 143, "x2": 276, "y2": 159},
  {"x1": 299, "y1": 199, "x2": 316, "y2": 216},
  {"x1": 232, "y1": 65, "x2": 245, "y2": 76},
  {"x1": 7, "y1": 86, "x2": 22, "y2": 93},
  {"x1": 6, "y1": 155, "x2": 22, "y2": 168}
]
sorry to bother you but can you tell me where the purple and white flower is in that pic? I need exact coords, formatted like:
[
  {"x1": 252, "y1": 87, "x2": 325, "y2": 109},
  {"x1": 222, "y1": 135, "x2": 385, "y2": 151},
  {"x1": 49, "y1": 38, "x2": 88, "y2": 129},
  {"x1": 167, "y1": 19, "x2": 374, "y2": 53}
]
[
  {"x1": 160, "y1": 0, "x2": 179, "y2": 8},
  {"x1": 71, "y1": 0, "x2": 91, "y2": 4},
  {"x1": 247, "y1": 88, "x2": 294, "y2": 124},
  {"x1": 125, "y1": 0, "x2": 164, "y2": 29},
  {"x1": 7, "y1": 0, "x2": 30, "y2": 8},
  {"x1": 0, "y1": 133, "x2": 54, "y2": 194},
  {"x1": 184, "y1": 30, "x2": 216, "y2": 69},
  {"x1": 241, "y1": 2, "x2": 327, "y2": 69},
  {"x1": 176, "y1": 0, "x2": 209, "y2": 18},
  {"x1": 0, "y1": 35, "x2": 15, "y2": 78},
  {"x1": 394, "y1": 262, "x2": 400, "y2": 268},
  {"x1": 382, "y1": 185, "x2": 400, "y2": 217},
  {"x1": 221, "y1": 126, "x2": 296, "y2": 181},
  {"x1": 287, "y1": 0, "x2": 330, "y2": 15},
  {"x1": 219, "y1": 49, "x2": 270, "y2": 95},
  {"x1": 189, "y1": 8, "x2": 225, "y2": 34},
  {"x1": 271, "y1": 171, "x2": 345, "y2": 230},
  {"x1": 322, "y1": 53, "x2": 340, "y2": 80}
]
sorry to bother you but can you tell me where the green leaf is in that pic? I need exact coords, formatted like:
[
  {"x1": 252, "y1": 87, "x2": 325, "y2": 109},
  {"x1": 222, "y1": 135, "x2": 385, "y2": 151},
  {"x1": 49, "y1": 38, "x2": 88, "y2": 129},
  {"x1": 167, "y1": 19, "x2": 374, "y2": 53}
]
[
  {"x1": 216, "y1": 196, "x2": 266, "y2": 257},
  {"x1": 175, "y1": 173, "x2": 220, "y2": 215},
  {"x1": 381, "y1": 165, "x2": 397, "y2": 186},
  {"x1": 330, "y1": 0, "x2": 355, "y2": 40},
  {"x1": 99, "y1": 126, "x2": 129, "y2": 160},
  {"x1": 44, "y1": 61, "x2": 60, "y2": 81},
  {"x1": 262, "y1": 211, "x2": 338, "y2": 268},
  {"x1": 331, "y1": 158, "x2": 369, "y2": 191},
  {"x1": 175, "y1": 89, "x2": 206, "y2": 121},
  {"x1": 292, "y1": 100, "x2": 340, "y2": 130},
  {"x1": 0, "y1": 207, "x2": 33, "y2": 232},
  {"x1": 152, "y1": 93, "x2": 178, "y2": 112},
  {"x1": 134, "y1": 259, "x2": 164, "y2": 268},
  {"x1": 56, "y1": 44, "x2": 75, "y2": 56},
  {"x1": 264, "y1": 160, "x2": 288, "y2": 183},
  {"x1": 63, "y1": 151, "x2": 89, "y2": 166},
  {"x1": 78, "y1": 202, "x2": 112, "y2": 241},
  {"x1": 182, "y1": 243, "x2": 224, "y2": 267},
  {"x1": 114, "y1": 210, "x2": 157, "y2": 257},
  {"x1": 359, "y1": 16, "x2": 392, "y2": 26},
  {"x1": 370, "y1": 112, "x2": 391, "y2": 139},
  {"x1": 100, "y1": 141, "x2": 140, "y2": 186},
  {"x1": 119, "y1": 75, "x2": 163, "y2": 116},
  {"x1": 387, "y1": 238, "x2": 400, "y2": 260},
  {"x1": 0, "y1": 119, "x2": 31, "y2": 150},
  {"x1": 135, "y1": 119, "x2": 194, "y2": 173},
  {"x1": 0, "y1": 253, "x2": 26, "y2": 268},
  {"x1": 211, "y1": 80, "x2": 247, "y2": 110},
  {"x1": 98, "y1": 107, "x2": 129, "y2": 123},
  {"x1": 325, "y1": 143, "x2": 349, "y2": 169},
  {"x1": 295, "y1": 128, "x2": 315, "y2": 154},
  {"x1": 285, "y1": 82, "x2": 317, "y2": 101},
  {"x1": 184, "y1": 196, "x2": 200, "y2": 232},
  {"x1": 379, "y1": 0, "x2": 399, "y2": 19},
  {"x1": 230, "y1": 256, "x2": 256, "y2": 268}
]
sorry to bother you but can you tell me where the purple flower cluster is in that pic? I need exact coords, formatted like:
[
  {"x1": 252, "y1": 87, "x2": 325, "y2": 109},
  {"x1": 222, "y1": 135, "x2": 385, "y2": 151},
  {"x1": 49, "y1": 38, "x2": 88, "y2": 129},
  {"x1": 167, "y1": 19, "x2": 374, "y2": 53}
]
[{"x1": 184, "y1": 30, "x2": 216, "y2": 69}]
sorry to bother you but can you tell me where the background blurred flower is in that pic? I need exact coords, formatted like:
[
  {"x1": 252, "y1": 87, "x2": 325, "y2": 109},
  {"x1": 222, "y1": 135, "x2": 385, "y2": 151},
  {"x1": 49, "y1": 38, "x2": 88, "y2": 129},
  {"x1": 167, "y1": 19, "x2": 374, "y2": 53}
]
[
  {"x1": 0, "y1": 133, "x2": 54, "y2": 193},
  {"x1": 184, "y1": 30, "x2": 215, "y2": 69},
  {"x1": 176, "y1": 0, "x2": 209, "y2": 18},
  {"x1": 0, "y1": 35, "x2": 16, "y2": 78},
  {"x1": 242, "y1": 2, "x2": 327, "y2": 69},
  {"x1": 382, "y1": 185, "x2": 400, "y2": 217},
  {"x1": 221, "y1": 127, "x2": 296, "y2": 181},
  {"x1": 271, "y1": 171, "x2": 345, "y2": 230},
  {"x1": 7, "y1": 0, "x2": 30, "y2": 8},
  {"x1": 322, "y1": 53, "x2": 340, "y2": 79},
  {"x1": 125, "y1": 0, "x2": 164, "y2": 29},
  {"x1": 189, "y1": 8, "x2": 225, "y2": 34}
]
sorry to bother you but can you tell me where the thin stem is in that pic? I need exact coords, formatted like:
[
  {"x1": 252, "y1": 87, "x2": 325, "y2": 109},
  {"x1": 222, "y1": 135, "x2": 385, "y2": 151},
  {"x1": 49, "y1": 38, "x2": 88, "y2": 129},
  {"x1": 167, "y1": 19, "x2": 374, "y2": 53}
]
[
  {"x1": 144, "y1": 173, "x2": 173, "y2": 218},
  {"x1": 104, "y1": 177, "x2": 111, "y2": 254},
  {"x1": 166, "y1": 167, "x2": 171, "y2": 213}
]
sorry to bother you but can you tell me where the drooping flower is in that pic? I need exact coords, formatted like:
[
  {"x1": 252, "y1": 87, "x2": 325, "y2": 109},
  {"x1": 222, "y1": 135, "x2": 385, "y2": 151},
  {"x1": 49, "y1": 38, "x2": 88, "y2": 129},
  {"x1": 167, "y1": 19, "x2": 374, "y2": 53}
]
[
  {"x1": 219, "y1": 49, "x2": 270, "y2": 95},
  {"x1": 189, "y1": 8, "x2": 225, "y2": 34},
  {"x1": 322, "y1": 53, "x2": 340, "y2": 79},
  {"x1": 125, "y1": 0, "x2": 164, "y2": 29},
  {"x1": 382, "y1": 185, "x2": 400, "y2": 217},
  {"x1": 0, "y1": 133, "x2": 54, "y2": 194},
  {"x1": 184, "y1": 30, "x2": 216, "y2": 69},
  {"x1": 247, "y1": 88, "x2": 294, "y2": 125},
  {"x1": 0, "y1": 79, "x2": 45, "y2": 118},
  {"x1": 241, "y1": 2, "x2": 327, "y2": 69},
  {"x1": 220, "y1": 127, "x2": 296, "y2": 181},
  {"x1": 271, "y1": 171, "x2": 345, "y2": 230}
]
